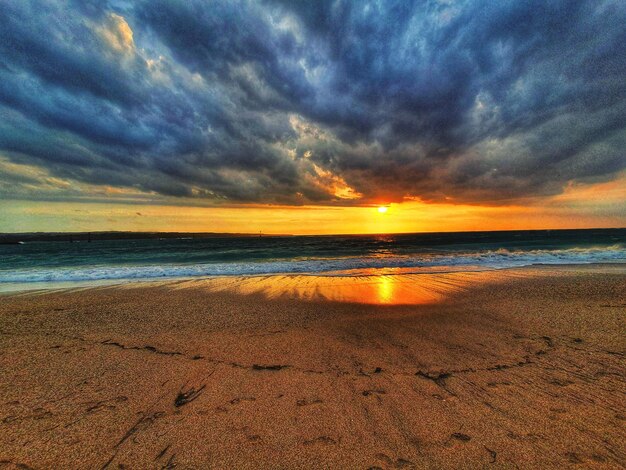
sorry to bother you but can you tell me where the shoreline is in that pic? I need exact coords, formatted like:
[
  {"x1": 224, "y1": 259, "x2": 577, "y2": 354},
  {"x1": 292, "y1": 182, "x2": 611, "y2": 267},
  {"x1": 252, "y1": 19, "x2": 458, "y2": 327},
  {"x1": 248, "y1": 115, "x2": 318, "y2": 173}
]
[
  {"x1": 2, "y1": 262, "x2": 625, "y2": 298},
  {"x1": 1, "y1": 265, "x2": 624, "y2": 468}
]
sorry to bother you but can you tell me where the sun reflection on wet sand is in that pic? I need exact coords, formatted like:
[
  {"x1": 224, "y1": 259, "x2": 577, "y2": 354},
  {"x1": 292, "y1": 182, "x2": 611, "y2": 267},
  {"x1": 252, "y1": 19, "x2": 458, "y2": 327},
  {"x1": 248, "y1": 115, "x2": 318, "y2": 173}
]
[
  {"x1": 377, "y1": 275, "x2": 394, "y2": 304},
  {"x1": 167, "y1": 269, "x2": 536, "y2": 305}
]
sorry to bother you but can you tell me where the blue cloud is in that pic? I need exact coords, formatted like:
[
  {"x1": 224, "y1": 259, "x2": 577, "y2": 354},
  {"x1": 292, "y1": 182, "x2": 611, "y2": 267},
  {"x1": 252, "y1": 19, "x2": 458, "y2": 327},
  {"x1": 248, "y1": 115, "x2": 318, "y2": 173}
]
[{"x1": 0, "y1": 0, "x2": 624, "y2": 204}]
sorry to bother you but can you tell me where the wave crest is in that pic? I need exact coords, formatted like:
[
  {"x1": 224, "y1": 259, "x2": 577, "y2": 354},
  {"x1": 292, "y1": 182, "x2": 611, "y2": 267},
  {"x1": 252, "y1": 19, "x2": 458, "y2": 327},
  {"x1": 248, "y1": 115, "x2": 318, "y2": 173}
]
[{"x1": 1, "y1": 246, "x2": 625, "y2": 283}]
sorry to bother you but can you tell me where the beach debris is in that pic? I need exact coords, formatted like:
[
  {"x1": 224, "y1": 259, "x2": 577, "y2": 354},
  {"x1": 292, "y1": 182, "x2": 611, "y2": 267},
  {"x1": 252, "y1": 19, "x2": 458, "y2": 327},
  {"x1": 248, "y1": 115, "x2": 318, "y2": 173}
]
[
  {"x1": 116, "y1": 411, "x2": 165, "y2": 447},
  {"x1": 100, "y1": 339, "x2": 183, "y2": 357},
  {"x1": 174, "y1": 385, "x2": 205, "y2": 407},
  {"x1": 484, "y1": 446, "x2": 497, "y2": 463},
  {"x1": 251, "y1": 364, "x2": 290, "y2": 371},
  {"x1": 359, "y1": 366, "x2": 384, "y2": 376},
  {"x1": 229, "y1": 397, "x2": 256, "y2": 405},
  {"x1": 415, "y1": 370, "x2": 452, "y2": 387},
  {"x1": 296, "y1": 398, "x2": 323, "y2": 406},
  {"x1": 154, "y1": 445, "x2": 170, "y2": 461},
  {"x1": 0, "y1": 461, "x2": 35, "y2": 470},
  {"x1": 162, "y1": 453, "x2": 177, "y2": 469},
  {"x1": 451, "y1": 432, "x2": 471, "y2": 442},
  {"x1": 362, "y1": 389, "x2": 386, "y2": 397},
  {"x1": 375, "y1": 453, "x2": 415, "y2": 468},
  {"x1": 486, "y1": 357, "x2": 532, "y2": 371}
]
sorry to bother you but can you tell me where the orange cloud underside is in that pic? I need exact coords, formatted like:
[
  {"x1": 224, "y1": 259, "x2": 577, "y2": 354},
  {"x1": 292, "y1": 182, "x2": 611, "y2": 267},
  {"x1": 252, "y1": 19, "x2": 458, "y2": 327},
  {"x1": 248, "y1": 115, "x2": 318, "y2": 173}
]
[
  {"x1": 2, "y1": 178, "x2": 624, "y2": 234},
  {"x1": 2, "y1": 167, "x2": 625, "y2": 234}
]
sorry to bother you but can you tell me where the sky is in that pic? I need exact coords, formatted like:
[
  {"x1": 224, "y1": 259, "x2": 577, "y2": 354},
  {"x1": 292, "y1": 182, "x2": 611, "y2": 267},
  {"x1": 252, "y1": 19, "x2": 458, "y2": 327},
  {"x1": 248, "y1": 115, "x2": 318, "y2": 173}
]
[{"x1": 0, "y1": 0, "x2": 625, "y2": 234}]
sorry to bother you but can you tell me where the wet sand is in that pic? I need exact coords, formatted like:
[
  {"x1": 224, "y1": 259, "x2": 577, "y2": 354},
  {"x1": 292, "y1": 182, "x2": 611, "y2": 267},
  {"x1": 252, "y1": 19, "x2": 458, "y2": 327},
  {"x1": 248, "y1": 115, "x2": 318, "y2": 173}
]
[{"x1": 0, "y1": 265, "x2": 625, "y2": 469}]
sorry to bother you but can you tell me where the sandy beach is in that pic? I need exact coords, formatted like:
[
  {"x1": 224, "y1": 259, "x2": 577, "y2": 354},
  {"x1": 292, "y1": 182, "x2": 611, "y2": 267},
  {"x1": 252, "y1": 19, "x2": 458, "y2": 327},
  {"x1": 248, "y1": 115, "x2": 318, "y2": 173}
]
[{"x1": 0, "y1": 265, "x2": 624, "y2": 469}]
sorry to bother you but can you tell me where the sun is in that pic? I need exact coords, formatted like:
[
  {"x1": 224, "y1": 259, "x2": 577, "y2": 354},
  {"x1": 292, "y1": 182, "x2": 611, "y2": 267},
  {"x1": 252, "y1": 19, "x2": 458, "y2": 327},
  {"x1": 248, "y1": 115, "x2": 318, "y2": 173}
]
[{"x1": 377, "y1": 206, "x2": 388, "y2": 214}]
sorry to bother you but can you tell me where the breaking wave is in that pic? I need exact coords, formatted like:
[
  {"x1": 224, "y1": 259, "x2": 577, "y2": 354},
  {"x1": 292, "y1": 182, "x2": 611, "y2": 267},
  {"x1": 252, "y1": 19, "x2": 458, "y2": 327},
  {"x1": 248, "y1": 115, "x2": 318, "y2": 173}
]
[{"x1": 1, "y1": 245, "x2": 624, "y2": 283}]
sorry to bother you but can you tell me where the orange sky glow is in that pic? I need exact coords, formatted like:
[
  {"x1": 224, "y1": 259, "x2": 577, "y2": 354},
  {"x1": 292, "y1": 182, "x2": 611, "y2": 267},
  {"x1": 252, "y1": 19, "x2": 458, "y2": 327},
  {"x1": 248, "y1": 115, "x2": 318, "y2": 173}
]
[{"x1": 2, "y1": 173, "x2": 625, "y2": 234}]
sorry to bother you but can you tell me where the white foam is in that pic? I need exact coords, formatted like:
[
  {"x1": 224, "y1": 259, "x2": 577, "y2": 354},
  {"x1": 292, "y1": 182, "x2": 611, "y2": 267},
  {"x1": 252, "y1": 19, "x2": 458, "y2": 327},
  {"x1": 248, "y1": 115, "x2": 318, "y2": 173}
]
[{"x1": 1, "y1": 246, "x2": 625, "y2": 284}]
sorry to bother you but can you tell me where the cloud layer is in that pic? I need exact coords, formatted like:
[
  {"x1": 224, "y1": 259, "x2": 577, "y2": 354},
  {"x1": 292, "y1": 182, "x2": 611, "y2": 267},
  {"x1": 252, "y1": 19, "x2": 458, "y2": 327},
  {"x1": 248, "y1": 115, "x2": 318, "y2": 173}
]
[{"x1": 1, "y1": 0, "x2": 625, "y2": 205}]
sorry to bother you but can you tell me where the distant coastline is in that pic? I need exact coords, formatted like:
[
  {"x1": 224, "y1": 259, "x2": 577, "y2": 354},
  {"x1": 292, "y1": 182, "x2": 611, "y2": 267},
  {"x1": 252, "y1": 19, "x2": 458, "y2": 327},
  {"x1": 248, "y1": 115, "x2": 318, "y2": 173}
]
[
  {"x1": 1, "y1": 227, "x2": 625, "y2": 244},
  {"x1": 0, "y1": 231, "x2": 292, "y2": 244}
]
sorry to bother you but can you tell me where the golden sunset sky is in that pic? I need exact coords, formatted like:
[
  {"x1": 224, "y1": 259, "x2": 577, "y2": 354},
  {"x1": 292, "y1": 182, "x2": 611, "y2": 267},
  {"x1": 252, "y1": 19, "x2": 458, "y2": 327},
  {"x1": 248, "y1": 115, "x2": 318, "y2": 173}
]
[{"x1": 2, "y1": 172, "x2": 624, "y2": 234}]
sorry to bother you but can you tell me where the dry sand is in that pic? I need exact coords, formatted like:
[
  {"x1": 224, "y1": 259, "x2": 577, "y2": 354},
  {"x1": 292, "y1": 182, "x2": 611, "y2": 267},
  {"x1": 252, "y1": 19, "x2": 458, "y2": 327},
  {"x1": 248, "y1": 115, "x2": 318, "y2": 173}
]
[{"x1": 0, "y1": 265, "x2": 625, "y2": 469}]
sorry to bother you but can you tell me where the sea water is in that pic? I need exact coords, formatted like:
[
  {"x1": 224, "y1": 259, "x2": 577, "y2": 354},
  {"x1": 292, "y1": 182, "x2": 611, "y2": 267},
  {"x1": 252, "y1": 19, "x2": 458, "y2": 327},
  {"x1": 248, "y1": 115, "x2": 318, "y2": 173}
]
[{"x1": 0, "y1": 229, "x2": 624, "y2": 288}]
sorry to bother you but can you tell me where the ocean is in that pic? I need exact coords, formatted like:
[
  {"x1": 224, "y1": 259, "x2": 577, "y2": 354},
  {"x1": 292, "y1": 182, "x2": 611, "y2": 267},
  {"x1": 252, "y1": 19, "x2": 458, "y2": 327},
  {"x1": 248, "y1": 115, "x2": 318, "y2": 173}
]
[{"x1": 1, "y1": 229, "x2": 625, "y2": 287}]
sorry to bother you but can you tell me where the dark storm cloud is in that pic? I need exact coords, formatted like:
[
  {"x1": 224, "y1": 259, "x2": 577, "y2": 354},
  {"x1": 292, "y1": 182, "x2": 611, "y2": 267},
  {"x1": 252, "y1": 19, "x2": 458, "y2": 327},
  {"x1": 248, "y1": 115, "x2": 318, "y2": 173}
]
[{"x1": 0, "y1": 0, "x2": 625, "y2": 205}]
